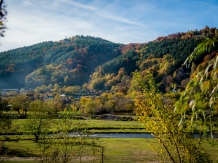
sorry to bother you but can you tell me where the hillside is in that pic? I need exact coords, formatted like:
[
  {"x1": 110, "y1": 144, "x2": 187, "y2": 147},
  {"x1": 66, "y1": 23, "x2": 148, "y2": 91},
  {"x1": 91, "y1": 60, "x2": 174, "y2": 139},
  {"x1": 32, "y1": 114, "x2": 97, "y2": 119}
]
[
  {"x1": 0, "y1": 27, "x2": 217, "y2": 93},
  {"x1": 86, "y1": 27, "x2": 218, "y2": 93},
  {"x1": 0, "y1": 36, "x2": 123, "y2": 88},
  {"x1": 87, "y1": 38, "x2": 202, "y2": 93}
]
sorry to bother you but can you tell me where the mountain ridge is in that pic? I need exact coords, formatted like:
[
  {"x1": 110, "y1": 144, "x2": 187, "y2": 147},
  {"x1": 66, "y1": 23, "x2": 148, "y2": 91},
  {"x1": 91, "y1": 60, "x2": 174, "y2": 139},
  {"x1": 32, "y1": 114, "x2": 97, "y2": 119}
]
[{"x1": 0, "y1": 27, "x2": 217, "y2": 94}]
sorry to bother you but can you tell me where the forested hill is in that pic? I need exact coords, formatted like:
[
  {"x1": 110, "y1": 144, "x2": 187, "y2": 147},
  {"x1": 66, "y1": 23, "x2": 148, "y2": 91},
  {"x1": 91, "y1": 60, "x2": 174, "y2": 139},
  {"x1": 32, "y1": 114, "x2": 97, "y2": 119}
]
[
  {"x1": 0, "y1": 27, "x2": 217, "y2": 92},
  {"x1": 87, "y1": 38, "x2": 201, "y2": 93},
  {"x1": 87, "y1": 27, "x2": 218, "y2": 93},
  {"x1": 0, "y1": 36, "x2": 123, "y2": 88}
]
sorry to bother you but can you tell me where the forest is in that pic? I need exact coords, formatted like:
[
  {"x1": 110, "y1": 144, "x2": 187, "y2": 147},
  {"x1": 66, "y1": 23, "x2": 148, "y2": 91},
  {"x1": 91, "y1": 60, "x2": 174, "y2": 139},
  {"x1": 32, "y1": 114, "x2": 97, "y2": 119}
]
[{"x1": 0, "y1": 27, "x2": 217, "y2": 92}]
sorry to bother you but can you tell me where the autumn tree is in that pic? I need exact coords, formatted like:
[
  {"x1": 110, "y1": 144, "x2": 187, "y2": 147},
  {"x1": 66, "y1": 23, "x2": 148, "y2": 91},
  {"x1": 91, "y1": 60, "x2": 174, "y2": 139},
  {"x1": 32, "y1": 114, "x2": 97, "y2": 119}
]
[
  {"x1": 114, "y1": 97, "x2": 134, "y2": 113},
  {"x1": 132, "y1": 72, "x2": 211, "y2": 162},
  {"x1": 79, "y1": 96, "x2": 106, "y2": 115},
  {"x1": 102, "y1": 100, "x2": 115, "y2": 113}
]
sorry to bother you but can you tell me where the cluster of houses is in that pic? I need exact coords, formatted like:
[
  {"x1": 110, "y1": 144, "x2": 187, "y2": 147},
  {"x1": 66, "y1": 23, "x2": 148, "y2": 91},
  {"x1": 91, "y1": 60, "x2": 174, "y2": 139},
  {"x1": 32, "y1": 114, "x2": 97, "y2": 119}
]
[{"x1": 0, "y1": 88, "x2": 98, "y2": 101}]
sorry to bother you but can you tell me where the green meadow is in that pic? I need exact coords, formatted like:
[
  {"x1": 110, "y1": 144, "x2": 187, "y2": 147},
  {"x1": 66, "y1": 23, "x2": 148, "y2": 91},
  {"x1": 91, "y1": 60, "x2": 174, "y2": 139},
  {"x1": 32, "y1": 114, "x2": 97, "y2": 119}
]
[
  {"x1": 9, "y1": 119, "x2": 146, "y2": 134},
  {"x1": 0, "y1": 119, "x2": 217, "y2": 162},
  {"x1": 2, "y1": 138, "x2": 218, "y2": 163}
]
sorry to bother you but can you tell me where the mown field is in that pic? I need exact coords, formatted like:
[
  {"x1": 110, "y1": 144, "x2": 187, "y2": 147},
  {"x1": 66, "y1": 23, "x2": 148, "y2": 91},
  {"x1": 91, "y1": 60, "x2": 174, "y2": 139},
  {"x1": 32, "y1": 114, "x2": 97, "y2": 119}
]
[
  {"x1": 8, "y1": 119, "x2": 147, "y2": 134},
  {"x1": 2, "y1": 137, "x2": 218, "y2": 163}
]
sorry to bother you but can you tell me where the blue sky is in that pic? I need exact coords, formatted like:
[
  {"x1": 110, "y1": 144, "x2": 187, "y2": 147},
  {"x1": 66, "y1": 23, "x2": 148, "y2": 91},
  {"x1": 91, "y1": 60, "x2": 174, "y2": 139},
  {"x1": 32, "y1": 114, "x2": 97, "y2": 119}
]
[{"x1": 0, "y1": 0, "x2": 218, "y2": 52}]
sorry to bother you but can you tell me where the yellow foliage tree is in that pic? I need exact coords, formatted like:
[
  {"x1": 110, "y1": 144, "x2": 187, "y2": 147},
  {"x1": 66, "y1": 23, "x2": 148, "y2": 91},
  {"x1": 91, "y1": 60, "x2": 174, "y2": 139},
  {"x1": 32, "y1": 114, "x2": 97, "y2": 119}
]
[{"x1": 132, "y1": 72, "x2": 211, "y2": 163}]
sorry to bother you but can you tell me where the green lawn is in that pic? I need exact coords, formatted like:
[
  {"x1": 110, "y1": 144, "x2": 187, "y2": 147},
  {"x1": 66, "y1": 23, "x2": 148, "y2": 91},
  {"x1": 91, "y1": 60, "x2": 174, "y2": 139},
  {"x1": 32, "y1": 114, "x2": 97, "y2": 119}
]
[
  {"x1": 2, "y1": 138, "x2": 218, "y2": 163},
  {"x1": 100, "y1": 138, "x2": 159, "y2": 163},
  {"x1": 2, "y1": 138, "x2": 159, "y2": 162},
  {"x1": 9, "y1": 119, "x2": 145, "y2": 134},
  {"x1": 8, "y1": 118, "x2": 218, "y2": 134}
]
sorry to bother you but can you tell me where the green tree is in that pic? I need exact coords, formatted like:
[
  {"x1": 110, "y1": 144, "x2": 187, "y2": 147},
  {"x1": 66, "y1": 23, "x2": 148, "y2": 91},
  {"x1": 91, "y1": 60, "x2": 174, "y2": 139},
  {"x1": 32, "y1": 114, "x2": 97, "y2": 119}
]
[
  {"x1": 0, "y1": 95, "x2": 11, "y2": 134},
  {"x1": 53, "y1": 94, "x2": 64, "y2": 112},
  {"x1": 0, "y1": 94, "x2": 11, "y2": 159},
  {"x1": 37, "y1": 114, "x2": 103, "y2": 163},
  {"x1": 34, "y1": 85, "x2": 48, "y2": 94},
  {"x1": 102, "y1": 100, "x2": 115, "y2": 113},
  {"x1": 64, "y1": 85, "x2": 81, "y2": 94},
  {"x1": 25, "y1": 100, "x2": 50, "y2": 142},
  {"x1": 8, "y1": 95, "x2": 31, "y2": 114}
]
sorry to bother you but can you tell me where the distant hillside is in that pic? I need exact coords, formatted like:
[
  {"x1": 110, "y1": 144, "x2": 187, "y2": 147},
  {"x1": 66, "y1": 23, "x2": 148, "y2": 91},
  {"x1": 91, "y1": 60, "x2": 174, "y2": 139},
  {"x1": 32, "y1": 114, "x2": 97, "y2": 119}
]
[
  {"x1": 0, "y1": 36, "x2": 123, "y2": 88},
  {"x1": 0, "y1": 27, "x2": 217, "y2": 93},
  {"x1": 87, "y1": 38, "x2": 201, "y2": 93},
  {"x1": 87, "y1": 27, "x2": 218, "y2": 93}
]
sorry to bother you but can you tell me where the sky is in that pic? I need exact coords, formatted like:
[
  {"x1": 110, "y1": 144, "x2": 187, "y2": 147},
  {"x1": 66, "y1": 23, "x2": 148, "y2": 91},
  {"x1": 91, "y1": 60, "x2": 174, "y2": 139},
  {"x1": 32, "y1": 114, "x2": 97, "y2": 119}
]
[{"x1": 0, "y1": 0, "x2": 218, "y2": 52}]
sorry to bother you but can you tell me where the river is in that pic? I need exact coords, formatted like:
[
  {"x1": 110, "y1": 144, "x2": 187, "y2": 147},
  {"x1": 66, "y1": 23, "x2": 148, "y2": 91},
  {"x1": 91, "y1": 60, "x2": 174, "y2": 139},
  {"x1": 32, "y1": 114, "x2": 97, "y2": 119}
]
[{"x1": 69, "y1": 132, "x2": 218, "y2": 138}]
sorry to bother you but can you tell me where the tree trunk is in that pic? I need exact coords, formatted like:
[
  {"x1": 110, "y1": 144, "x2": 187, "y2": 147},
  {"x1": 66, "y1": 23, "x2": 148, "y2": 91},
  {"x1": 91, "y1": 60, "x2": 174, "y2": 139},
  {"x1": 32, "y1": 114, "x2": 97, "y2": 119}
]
[{"x1": 34, "y1": 134, "x2": 39, "y2": 143}]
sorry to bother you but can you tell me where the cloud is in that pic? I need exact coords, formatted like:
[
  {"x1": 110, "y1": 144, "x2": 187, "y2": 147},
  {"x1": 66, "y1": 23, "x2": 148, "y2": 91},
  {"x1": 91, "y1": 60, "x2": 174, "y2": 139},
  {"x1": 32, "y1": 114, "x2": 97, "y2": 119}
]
[
  {"x1": 22, "y1": 1, "x2": 36, "y2": 6},
  {"x1": 61, "y1": 0, "x2": 97, "y2": 11},
  {"x1": 1, "y1": 0, "x2": 218, "y2": 52},
  {"x1": 60, "y1": 0, "x2": 147, "y2": 27},
  {"x1": 97, "y1": 11, "x2": 141, "y2": 26},
  {"x1": 1, "y1": 0, "x2": 157, "y2": 52}
]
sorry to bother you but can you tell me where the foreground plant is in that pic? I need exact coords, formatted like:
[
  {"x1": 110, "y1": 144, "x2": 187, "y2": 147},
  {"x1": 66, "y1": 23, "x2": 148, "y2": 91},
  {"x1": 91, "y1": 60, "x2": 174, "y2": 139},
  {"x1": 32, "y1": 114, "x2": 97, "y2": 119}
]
[
  {"x1": 36, "y1": 112, "x2": 103, "y2": 163},
  {"x1": 0, "y1": 94, "x2": 13, "y2": 161},
  {"x1": 176, "y1": 37, "x2": 218, "y2": 137},
  {"x1": 132, "y1": 72, "x2": 211, "y2": 163}
]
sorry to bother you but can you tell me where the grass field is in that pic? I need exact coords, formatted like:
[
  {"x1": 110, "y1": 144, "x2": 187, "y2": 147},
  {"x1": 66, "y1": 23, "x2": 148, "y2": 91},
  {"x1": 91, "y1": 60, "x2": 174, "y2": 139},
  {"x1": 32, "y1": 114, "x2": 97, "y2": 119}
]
[
  {"x1": 2, "y1": 138, "x2": 161, "y2": 162},
  {"x1": 9, "y1": 119, "x2": 146, "y2": 134},
  {"x1": 100, "y1": 138, "x2": 159, "y2": 163},
  {"x1": 2, "y1": 137, "x2": 218, "y2": 163},
  {"x1": 1, "y1": 119, "x2": 218, "y2": 162}
]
